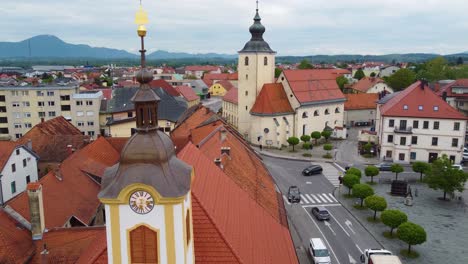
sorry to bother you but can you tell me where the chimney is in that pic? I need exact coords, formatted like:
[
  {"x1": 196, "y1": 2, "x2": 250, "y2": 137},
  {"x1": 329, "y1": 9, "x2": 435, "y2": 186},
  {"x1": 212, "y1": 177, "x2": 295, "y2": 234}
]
[
  {"x1": 26, "y1": 139, "x2": 32, "y2": 150},
  {"x1": 54, "y1": 167, "x2": 63, "y2": 181},
  {"x1": 420, "y1": 80, "x2": 427, "y2": 90},
  {"x1": 220, "y1": 128, "x2": 227, "y2": 142},
  {"x1": 205, "y1": 107, "x2": 210, "y2": 114},
  {"x1": 442, "y1": 91, "x2": 447, "y2": 102},
  {"x1": 66, "y1": 145, "x2": 73, "y2": 156},
  {"x1": 27, "y1": 183, "x2": 45, "y2": 240},
  {"x1": 214, "y1": 158, "x2": 222, "y2": 169},
  {"x1": 40, "y1": 117, "x2": 45, "y2": 123},
  {"x1": 221, "y1": 147, "x2": 231, "y2": 156}
]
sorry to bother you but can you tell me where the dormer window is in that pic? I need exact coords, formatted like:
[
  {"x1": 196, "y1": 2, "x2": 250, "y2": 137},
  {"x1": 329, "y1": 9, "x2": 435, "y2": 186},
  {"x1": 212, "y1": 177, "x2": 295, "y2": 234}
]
[
  {"x1": 403, "y1": 105, "x2": 408, "y2": 110},
  {"x1": 418, "y1": 105, "x2": 423, "y2": 111},
  {"x1": 433, "y1": 106, "x2": 439, "y2": 111}
]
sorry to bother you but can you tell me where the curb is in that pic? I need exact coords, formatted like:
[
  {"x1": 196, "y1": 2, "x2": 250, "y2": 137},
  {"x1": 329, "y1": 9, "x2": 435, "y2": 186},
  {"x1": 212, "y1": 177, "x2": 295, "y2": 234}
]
[{"x1": 256, "y1": 149, "x2": 335, "y2": 163}]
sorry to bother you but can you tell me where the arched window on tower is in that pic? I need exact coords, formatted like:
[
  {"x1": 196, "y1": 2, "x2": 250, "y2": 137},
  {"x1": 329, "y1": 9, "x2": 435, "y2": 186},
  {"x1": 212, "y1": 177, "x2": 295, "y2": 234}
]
[
  {"x1": 335, "y1": 107, "x2": 340, "y2": 113},
  {"x1": 302, "y1": 112, "x2": 308, "y2": 118},
  {"x1": 245, "y1": 56, "x2": 249, "y2": 66},
  {"x1": 314, "y1": 110, "x2": 319, "y2": 116},
  {"x1": 325, "y1": 109, "x2": 330, "y2": 115},
  {"x1": 264, "y1": 56, "x2": 268, "y2": 66},
  {"x1": 130, "y1": 225, "x2": 158, "y2": 263}
]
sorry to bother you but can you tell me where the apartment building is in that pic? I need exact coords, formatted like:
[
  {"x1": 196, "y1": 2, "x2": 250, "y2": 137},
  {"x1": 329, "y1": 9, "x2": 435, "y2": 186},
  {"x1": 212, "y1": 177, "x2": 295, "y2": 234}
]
[{"x1": 70, "y1": 91, "x2": 103, "y2": 138}]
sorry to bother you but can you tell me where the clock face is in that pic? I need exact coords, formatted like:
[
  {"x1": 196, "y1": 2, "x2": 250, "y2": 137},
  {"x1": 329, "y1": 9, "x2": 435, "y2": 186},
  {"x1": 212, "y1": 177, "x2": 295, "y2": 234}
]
[{"x1": 129, "y1": 191, "x2": 154, "y2": 214}]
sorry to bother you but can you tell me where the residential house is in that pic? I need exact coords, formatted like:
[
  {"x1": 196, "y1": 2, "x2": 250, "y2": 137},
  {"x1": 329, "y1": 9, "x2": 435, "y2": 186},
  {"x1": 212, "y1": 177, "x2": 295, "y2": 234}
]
[
  {"x1": 376, "y1": 81, "x2": 467, "y2": 164},
  {"x1": 0, "y1": 141, "x2": 38, "y2": 204},
  {"x1": 202, "y1": 72, "x2": 238, "y2": 87},
  {"x1": 209, "y1": 79, "x2": 236, "y2": 96},
  {"x1": 188, "y1": 79, "x2": 209, "y2": 99},
  {"x1": 347, "y1": 77, "x2": 394, "y2": 94},
  {"x1": 344, "y1": 93, "x2": 379, "y2": 127},
  {"x1": 184, "y1": 65, "x2": 221, "y2": 79},
  {"x1": 379, "y1": 66, "x2": 400, "y2": 78},
  {"x1": 175, "y1": 85, "x2": 200, "y2": 108},
  {"x1": 222, "y1": 87, "x2": 239, "y2": 128},
  {"x1": 71, "y1": 90, "x2": 103, "y2": 137},
  {"x1": 438, "y1": 79, "x2": 468, "y2": 116}
]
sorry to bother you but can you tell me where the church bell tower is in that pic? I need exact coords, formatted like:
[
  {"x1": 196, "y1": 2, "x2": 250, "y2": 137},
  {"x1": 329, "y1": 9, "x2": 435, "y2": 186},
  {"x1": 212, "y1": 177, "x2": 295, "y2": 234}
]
[
  {"x1": 98, "y1": 3, "x2": 195, "y2": 263},
  {"x1": 237, "y1": 1, "x2": 276, "y2": 142}
]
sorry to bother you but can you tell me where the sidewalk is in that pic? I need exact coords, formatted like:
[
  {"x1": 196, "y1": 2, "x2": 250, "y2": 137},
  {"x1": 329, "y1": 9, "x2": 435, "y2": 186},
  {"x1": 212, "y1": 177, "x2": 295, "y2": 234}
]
[{"x1": 252, "y1": 145, "x2": 335, "y2": 163}]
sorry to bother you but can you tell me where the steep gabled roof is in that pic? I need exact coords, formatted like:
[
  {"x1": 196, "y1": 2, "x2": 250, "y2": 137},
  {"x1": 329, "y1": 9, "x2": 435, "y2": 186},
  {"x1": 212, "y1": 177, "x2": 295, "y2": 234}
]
[
  {"x1": 216, "y1": 80, "x2": 236, "y2": 91},
  {"x1": 222, "y1": 87, "x2": 238, "y2": 104},
  {"x1": 344, "y1": 93, "x2": 379, "y2": 110},
  {"x1": 175, "y1": 85, "x2": 199, "y2": 102},
  {"x1": 149, "y1": 79, "x2": 180, "y2": 96},
  {"x1": 283, "y1": 69, "x2": 347, "y2": 105},
  {"x1": 203, "y1": 73, "x2": 238, "y2": 86},
  {"x1": 438, "y1": 79, "x2": 468, "y2": 98},
  {"x1": 351, "y1": 77, "x2": 384, "y2": 93},
  {"x1": 0, "y1": 209, "x2": 35, "y2": 263},
  {"x1": 380, "y1": 81, "x2": 467, "y2": 119},
  {"x1": 178, "y1": 143, "x2": 297, "y2": 264},
  {"x1": 251, "y1": 83, "x2": 294, "y2": 116}
]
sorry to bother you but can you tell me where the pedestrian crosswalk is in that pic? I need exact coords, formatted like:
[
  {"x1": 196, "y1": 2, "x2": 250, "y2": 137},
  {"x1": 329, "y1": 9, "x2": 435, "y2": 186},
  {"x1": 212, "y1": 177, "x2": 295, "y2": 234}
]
[
  {"x1": 320, "y1": 162, "x2": 342, "y2": 187},
  {"x1": 283, "y1": 192, "x2": 338, "y2": 205}
]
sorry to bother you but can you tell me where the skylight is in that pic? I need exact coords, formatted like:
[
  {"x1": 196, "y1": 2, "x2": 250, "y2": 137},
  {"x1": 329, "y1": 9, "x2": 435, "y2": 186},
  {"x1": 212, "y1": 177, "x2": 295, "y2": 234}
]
[
  {"x1": 433, "y1": 106, "x2": 439, "y2": 111},
  {"x1": 418, "y1": 105, "x2": 423, "y2": 111}
]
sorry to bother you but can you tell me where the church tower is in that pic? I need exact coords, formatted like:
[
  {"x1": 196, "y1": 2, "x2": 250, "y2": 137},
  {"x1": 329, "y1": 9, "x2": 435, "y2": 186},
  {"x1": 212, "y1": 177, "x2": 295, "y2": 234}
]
[
  {"x1": 237, "y1": 1, "x2": 276, "y2": 142},
  {"x1": 99, "y1": 4, "x2": 195, "y2": 264}
]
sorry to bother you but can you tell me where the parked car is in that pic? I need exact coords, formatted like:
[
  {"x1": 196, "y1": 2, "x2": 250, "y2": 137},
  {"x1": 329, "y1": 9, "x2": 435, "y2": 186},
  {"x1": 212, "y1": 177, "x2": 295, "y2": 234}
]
[
  {"x1": 309, "y1": 238, "x2": 331, "y2": 264},
  {"x1": 376, "y1": 162, "x2": 393, "y2": 171},
  {"x1": 463, "y1": 152, "x2": 468, "y2": 161},
  {"x1": 302, "y1": 165, "x2": 323, "y2": 176},
  {"x1": 287, "y1": 186, "x2": 301, "y2": 203},
  {"x1": 451, "y1": 164, "x2": 463, "y2": 171},
  {"x1": 311, "y1": 206, "x2": 330, "y2": 221}
]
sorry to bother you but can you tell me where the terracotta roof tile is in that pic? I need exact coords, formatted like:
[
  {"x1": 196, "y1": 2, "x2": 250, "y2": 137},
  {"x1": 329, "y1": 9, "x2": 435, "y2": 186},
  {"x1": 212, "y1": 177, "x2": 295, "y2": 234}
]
[
  {"x1": 344, "y1": 93, "x2": 379, "y2": 110},
  {"x1": 0, "y1": 141, "x2": 22, "y2": 172},
  {"x1": 149, "y1": 79, "x2": 180, "y2": 96},
  {"x1": 175, "y1": 85, "x2": 199, "y2": 101},
  {"x1": 381, "y1": 81, "x2": 467, "y2": 119},
  {"x1": 171, "y1": 106, "x2": 215, "y2": 150},
  {"x1": 185, "y1": 65, "x2": 220, "y2": 72},
  {"x1": 216, "y1": 80, "x2": 236, "y2": 91},
  {"x1": 7, "y1": 137, "x2": 120, "y2": 229},
  {"x1": 251, "y1": 83, "x2": 294, "y2": 115},
  {"x1": 178, "y1": 143, "x2": 297, "y2": 264},
  {"x1": 350, "y1": 77, "x2": 384, "y2": 93},
  {"x1": 438, "y1": 79, "x2": 468, "y2": 98},
  {"x1": 203, "y1": 73, "x2": 238, "y2": 86},
  {"x1": 103, "y1": 137, "x2": 129, "y2": 154},
  {"x1": 0, "y1": 209, "x2": 35, "y2": 263},
  {"x1": 283, "y1": 69, "x2": 346, "y2": 104},
  {"x1": 223, "y1": 87, "x2": 238, "y2": 104}
]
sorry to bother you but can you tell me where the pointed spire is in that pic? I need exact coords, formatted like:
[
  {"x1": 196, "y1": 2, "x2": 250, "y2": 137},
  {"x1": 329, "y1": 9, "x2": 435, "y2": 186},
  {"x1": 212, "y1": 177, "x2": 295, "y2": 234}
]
[{"x1": 239, "y1": 0, "x2": 275, "y2": 53}]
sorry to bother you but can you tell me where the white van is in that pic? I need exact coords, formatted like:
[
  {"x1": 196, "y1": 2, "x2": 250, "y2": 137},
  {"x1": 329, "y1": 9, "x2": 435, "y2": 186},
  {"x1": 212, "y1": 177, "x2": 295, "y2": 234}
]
[{"x1": 309, "y1": 238, "x2": 331, "y2": 264}]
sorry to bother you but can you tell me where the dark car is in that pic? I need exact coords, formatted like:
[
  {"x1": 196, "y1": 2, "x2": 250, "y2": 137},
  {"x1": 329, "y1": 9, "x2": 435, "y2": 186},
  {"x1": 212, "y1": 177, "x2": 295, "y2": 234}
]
[
  {"x1": 287, "y1": 186, "x2": 301, "y2": 203},
  {"x1": 376, "y1": 162, "x2": 393, "y2": 171},
  {"x1": 311, "y1": 206, "x2": 330, "y2": 221},
  {"x1": 302, "y1": 165, "x2": 323, "y2": 176}
]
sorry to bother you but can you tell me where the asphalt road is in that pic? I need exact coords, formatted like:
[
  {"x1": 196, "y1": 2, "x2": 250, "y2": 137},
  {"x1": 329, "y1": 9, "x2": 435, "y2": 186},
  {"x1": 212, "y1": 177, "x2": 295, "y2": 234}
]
[
  {"x1": 201, "y1": 96, "x2": 222, "y2": 113},
  {"x1": 262, "y1": 156, "x2": 381, "y2": 264}
]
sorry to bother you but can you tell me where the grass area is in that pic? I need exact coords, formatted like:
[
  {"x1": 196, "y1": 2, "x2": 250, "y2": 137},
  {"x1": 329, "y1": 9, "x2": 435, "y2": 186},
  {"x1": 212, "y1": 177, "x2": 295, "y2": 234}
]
[
  {"x1": 366, "y1": 216, "x2": 381, "y2": 223},
  {"x1": 400, "y1": 249, "x2": 420, "y2": 258},
  {"x1": 366, "y1": 181, "x2": 377, "y2": 185},
  {"x1": 353, "y1": 204, "x2": 367, "y2": 210},
  {"x1": 382, "y1": 231, "x2": 397, "y2": 239},
  {"x1": 302, "y1": 153, "x2": 312, "y2": 157}
]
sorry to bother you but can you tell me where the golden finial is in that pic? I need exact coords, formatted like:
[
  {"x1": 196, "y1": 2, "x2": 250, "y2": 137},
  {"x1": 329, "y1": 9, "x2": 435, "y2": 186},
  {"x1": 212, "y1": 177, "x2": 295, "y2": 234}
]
[{"x1": 135, "y1": 2, "x2": 148, "y2": 37}]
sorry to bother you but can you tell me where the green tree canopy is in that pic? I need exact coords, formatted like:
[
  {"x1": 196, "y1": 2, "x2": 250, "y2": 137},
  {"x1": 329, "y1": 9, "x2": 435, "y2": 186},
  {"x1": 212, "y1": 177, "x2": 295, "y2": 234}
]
[
  {"x1": 412, "y1": 161, "x2": 431, "y2": 181},
  {"x1": 300, "y1": 135, "x2": 311, "y2": 143},
  {"x1": 381, "y1": 209, "x2": 408, "y2": 237},
  {"x1": 365, "y1": 165, "x2": 379, "y2": 183},
  {"x1": 346, "y1": 167, "x2": 362, "y2": 178},
  {"x1": 287, "y1": 137, "x2": 300, "y2": 152},
  {"x1": 364, "y1": 195, "x2": 387, "y2": 220},
  {"x1": 343, "y1": 174, "x2": 360, "y2": 195},
  {"x1": 311, "y1": 131, "x2": 321, "y2": 145},
  {"x1": 417, "y1": 57, "x2": 452, "y2": 82},
  {"x1": 352, "y1": 184, "x2": 375, "y2": 207},
  {"x1": 363, "y1": 142, "x2": 372, "y2": 154},
  {"x1": 323, "y1": 144, "x2": 333, "y2": 151},
  {"x1": 298, "y1": 59, "x2": 314, "y2": 69},
  {"x1": 391, "y1": 164, "x2": 404, "y2": 180},
  {"x1": 275, "y1": 68, "x2": 283, "y2": 78},
  {"x1": 336, "y1": 76, "x2": 348, "y2": 91},
  {"x1": 354, "y1": 69, "x2": 365, "y2": 80},
  {"x1": 397, "y1": 222, "x2": 427, "y2": 254},
  {"x1": 321, "y1": 131, "x2": 332, "y2": 142},
  {"x1": 425, "y1": 154, "x2": 468, "y2": 200},
  {"x1": 370, "y1": 72, "x2": 376, "y2": 77},
  {"x1": 385, "y1": 68, "x2": 416, "y2": 91}
]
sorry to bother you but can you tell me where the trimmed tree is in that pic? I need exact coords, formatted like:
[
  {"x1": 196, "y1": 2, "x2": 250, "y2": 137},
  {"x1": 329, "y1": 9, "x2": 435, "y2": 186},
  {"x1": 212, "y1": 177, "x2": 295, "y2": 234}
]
[
  {"x1": 381, "y1": 209, "x2": 408, "y2": 237},
  {"x1": 352, "y1": 184, "x2": 374, "y2": 207},
  {"x1": 363, "y1": 142, "x2": 372, "y2": 154},
  {"x1": 425, "y1": 154, "x2": 468, "y2": 200},
  {"x1": 346, "y1": 167, "x2": 362, "y2": 178},
  {"x1": 287, "y1": 137, "x2": 300, "y2": 152},
  {"x1": 391, "y1": 163, "x2": 404, "y2": 180},
  {"x1": 321, "y1": 131, "x2": 332, "y2": 142},
  {"x1": 343, "y1": 174, "x2": 360, "y2": 195},
  {"x1": 412, "y1": 161, "x2": 431, "y2": 181},
  {"x1": 364, "y1": 195, "x2": 387, "y2": 220},
  {"x1": 365, "y1": 165, "x2": 379, "y2": 183},
  {"x1": 300, "y1": 135, "x2": 311, "y2": 144},
  {"x1": 397, "y1": 222, "x2": 427, "y2": 254},
  {"x1": 302, "y1": 142, "x2": 311, "y2": 150},
  {"x1": 354, "y1": 69, "x2": 365, "y2": 80},
  {"x1": 323, "y1": 143, "x2": 333, "y2": 159},
  {"x1": 311, "y1": 131, "x2": 321, "y2": 145}
]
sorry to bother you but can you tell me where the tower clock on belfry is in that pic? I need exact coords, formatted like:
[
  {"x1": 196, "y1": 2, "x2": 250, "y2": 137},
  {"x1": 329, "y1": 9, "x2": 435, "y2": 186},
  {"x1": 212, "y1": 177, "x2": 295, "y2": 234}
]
[{"x1": 98, "y1": 2, "x2": 195, "y2": 263}]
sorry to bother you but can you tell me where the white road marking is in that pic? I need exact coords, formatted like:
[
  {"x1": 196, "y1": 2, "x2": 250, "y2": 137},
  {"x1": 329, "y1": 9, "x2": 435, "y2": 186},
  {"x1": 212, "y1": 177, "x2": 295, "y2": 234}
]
[
  {"x1": 322, "y1": 193, "x2": 334, "y2": 203},
  {"x1": 302, "y1": 204, "x2": 342, "y2": 208},
  {"x1": 349, "y1": 253, "x2": 357, "y2": 264},
  {"x1": 282, "y1": 195, "x2": 291, "y2": 205},
  {"x1": 301, "y1": 194, "x2": 310, "y2": 204},
  {"x1": 311, "y1": 194, "x2": 320, "y2": 203},
  {"x1": 327, "y1": 193, "x2": 338, "y2": 202},
  {"x1": 324, "y1": 220, "x2": 336, "y2": 236},
  {"x1": 306, "y1": 181, "x2": 312, "y2": 184},
  {"x1": 317, "y1": 194, "x2": 327, "y2": 203},
  {"x1": 302, "y1": 207, "x2": 341, "y2": 264},
  {"x1": 305, "y1": 194, "x2": 315, "y2": 203},
  {"x1": 355, "y1": 244, "x2": 363, "y2": 254},
  {"x1": 334, "y1": 162, "x2": 346, "y2": 172},
  {"x1": 345, "y1": 219, "x2": 356, "y2": 234},
  {"x1": 328, "y1": 211, "x2": 350, "y2": 237}
]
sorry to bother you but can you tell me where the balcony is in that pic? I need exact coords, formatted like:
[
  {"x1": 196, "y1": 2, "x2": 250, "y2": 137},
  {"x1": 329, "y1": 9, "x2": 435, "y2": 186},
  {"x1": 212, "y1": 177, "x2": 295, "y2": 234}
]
[{"x1": 394, "y1": 126, "x2": 413, "y2": 134}]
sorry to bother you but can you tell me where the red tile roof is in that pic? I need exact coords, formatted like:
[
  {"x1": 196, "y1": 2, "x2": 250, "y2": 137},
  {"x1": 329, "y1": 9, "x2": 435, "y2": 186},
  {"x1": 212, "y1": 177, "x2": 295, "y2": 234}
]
[
  {"x1": 222, "y1": 87, "x2": 238, "y2": 104},
  {"x1": 175, "y1": 85, "x2": 199, "y2": 101},
  {"x1": 18, "y1": 116, "x2": 90, "y2": 162},
  {"x1": 7, "y1": 137, "x2": 120, "y2": 229},
  {"x1": 185, "y1": 65, "x2": 220, "y2": 72},
  {"x1": 178, "y1": 143, "x2": 297, "y2": 264},
  {"x1": 381, "y1": 81, "x2": 467, "y2": 119},
  {"x1": 251, "y1": 83, "x2": 294, "y2": 115},
  {"x1": 203, "y1": 73, "x2": 238, "y2": 86},
  {"x1": 171, "y1": 105, "x2": 215, "y2": 150},
  {"x1": 149, "y1": 79, "x2": 180, "y2": 96},
  {"x1": 351, "y1": 77, "x2": 384, "y2": 93},
  {"x1": 98, "y1": 88, "x2": 113, "y2": 100},
  {"x1": 283, "y1": 69, "x2": 346, "y2": 104},
  {"x1": 438, "y1": 79, "x2": 468, "y2": 98},
  {"x1": 103, "y1": 137, "x2": 129, "y2": 154},
  {"x1": 0, "y1": 141, "x2": 21, "y2": 172},
  {"x1": 344, "y1": 93, "x2": 379, "y2": 110},
  {"x1": 0, "y1": 209, "x2": 35, "y2": 263},
  {"x1": 216, "y1": 80, "x2": 236, "y2": 91}
]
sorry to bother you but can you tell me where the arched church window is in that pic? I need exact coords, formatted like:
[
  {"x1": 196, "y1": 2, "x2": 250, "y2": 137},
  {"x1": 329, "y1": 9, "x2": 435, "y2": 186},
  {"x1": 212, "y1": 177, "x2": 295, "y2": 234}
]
[
  {"x1": 335, "y1": 107, "x2": 340, "y2": 113},
  {"x1": 245, "y1": 91, "x2": 248, "y2": 96},
  {"x1": 302, "y1": 112, "x2": 308, "y2": 118},
  {"x1": 130, "y1": 225, "x2": 158, "y2": 263},
  {"x1": 264, "y1": 57, "x2": 268, "y2": 66},
  {"x1": 325, "y1": 109, "x2": 330, "y2": 115},
  {"x1": 245, "y1": 56, "x2": 249, "y2": 66},
  {"x1": 314, "y1": 110, "x2": 319, "y2": 116}
]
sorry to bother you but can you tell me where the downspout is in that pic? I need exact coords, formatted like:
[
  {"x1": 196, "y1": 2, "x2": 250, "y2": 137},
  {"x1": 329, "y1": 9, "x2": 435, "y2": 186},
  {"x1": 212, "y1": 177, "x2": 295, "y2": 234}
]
[{"x1": 0, "y1": 173, "x2": 3, "y2": 205}]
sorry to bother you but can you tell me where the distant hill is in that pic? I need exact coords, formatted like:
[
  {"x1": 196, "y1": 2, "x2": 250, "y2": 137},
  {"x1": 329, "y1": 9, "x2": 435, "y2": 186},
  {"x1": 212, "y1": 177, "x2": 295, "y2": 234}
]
[{"x1": 147, "y1": 50, "x2": 236, "y2": 60}]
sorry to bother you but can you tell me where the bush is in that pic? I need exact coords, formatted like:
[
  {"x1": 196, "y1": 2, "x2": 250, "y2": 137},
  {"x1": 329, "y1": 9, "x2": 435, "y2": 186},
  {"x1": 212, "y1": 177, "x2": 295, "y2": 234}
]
[
  {"x1": 343, "y1": 174, "x2": 360, "y2": 195},
  {"x1": 352, "y1": 184, "x2": 374, "y2": 207},
  {"x1": 397, "y1": 222, "x2": 427, "y2": 254},
  {"x1": 381, "y1": 209, "x2": 408, "y2": 237},
  {"x1": 346, "y1": 167, "x2": 362, "y2": 178},
  {"x1": 322, "y1": 153, "x2": 332, "y2": 159},
  {"x1": 302, "y1": 142, "x2": 312, "y2": 150},
  {"x1": 302, "y1": 153, "x2": 312, "y2": 157},
  {"x1": 364, "y1": 195, "x2": 387, "y2": 220},
  {"x1": 323, "y1": 144, "x2": 333, "y2": 151}
]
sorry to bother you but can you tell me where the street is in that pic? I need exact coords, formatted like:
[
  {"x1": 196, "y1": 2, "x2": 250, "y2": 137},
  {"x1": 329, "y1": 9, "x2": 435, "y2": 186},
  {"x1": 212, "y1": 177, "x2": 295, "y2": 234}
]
[
  {"x1": 201, "y1": 96, "x2": 222, "y2": 113},
  {"x1": 262, "y1": 156, "x2": 381, "y2": 264}
]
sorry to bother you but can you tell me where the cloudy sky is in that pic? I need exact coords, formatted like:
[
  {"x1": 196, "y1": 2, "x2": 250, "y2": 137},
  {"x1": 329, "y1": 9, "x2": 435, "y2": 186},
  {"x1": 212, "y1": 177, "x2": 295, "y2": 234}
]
[{"x1": 1, "y1": 0, "x2": 468, "y2": 56}]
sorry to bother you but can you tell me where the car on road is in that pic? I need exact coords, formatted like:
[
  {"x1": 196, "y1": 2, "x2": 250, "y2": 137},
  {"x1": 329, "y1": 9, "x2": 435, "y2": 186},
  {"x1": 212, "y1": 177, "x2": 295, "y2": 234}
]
[
  {"x1": 360, "y1": 249, "x2": 393, "y2": 264},
  {"x1": 376, "y1": 162, "x2": 393, "y2": 171},
  {"x1": 302, "y1": 165, "x2": 323, "y2": 176},
  {"x1": 287, "y1": 186, "x2": 301, "y2": 203},
  {"x1": 452, "y1": 164, "x2": 463, "y2": 171},
  {"x1": 309, "y1": 238, "x2": 331, "y2": 264},
  {"x1": 463, "y1": 152, "x2": 468, "y2": 161},
  {"x1": 311, "y1": 206, "x2": 330, "y2": 221}
]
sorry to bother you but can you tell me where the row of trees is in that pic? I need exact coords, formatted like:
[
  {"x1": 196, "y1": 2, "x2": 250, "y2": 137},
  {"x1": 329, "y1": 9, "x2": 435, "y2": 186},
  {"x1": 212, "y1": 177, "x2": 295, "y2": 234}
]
[{"x1": 287, "y1": 131, "x2": 332, "y2": 151}]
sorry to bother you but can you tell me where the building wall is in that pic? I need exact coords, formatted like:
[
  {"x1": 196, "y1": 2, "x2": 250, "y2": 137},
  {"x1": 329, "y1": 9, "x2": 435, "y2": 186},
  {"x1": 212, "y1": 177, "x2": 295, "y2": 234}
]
[
  {"x1": 71, "y1": 93, "x2": 102, "y2": 138},
  {"x1": 379, "y1": 116, "x2": 466, "y2": 163},
  {"x1": 344, "y1": 109, "x2": 376, "y2": 127},
  {"x1": 209, "y1": 83, "x2": 227, "y2": 96},
  {"x1": 0, "y1": 147, "x2": 38, "y2": 204},
  {"x1": 237, "y1": 52, "x2": 275, "y2": 141},
  {"x1": 379, "y1": 66, "x2": 400, "y2": 78},
  {"x1": 250, "y1": 114, "x2": 292, "y2": 148},
  {"x1": 222, "y1": 100, "x2": 238, "y2": 128},
  {"x1": 186, "y1": 99, "x2": 200, "y2": 108},
  {"x1": 295, "y1": 103, "x2": 345, "y2": 137},
  {"x1": 367, "y1": 83, "x2": 394, "y2": 94},
  {"x1": 108, "y1": 119, "x2": 175, "y2": 137}
]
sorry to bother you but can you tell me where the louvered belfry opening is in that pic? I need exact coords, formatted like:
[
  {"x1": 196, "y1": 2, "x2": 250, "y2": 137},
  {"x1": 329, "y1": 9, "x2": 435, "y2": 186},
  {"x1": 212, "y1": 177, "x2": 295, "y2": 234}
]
[
  {"x1": 136, "y1": 101, "x2": 157, "y2": 128},
  {"x1": 130, "y1": 225, "x2": 159, "y2": 264}
]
